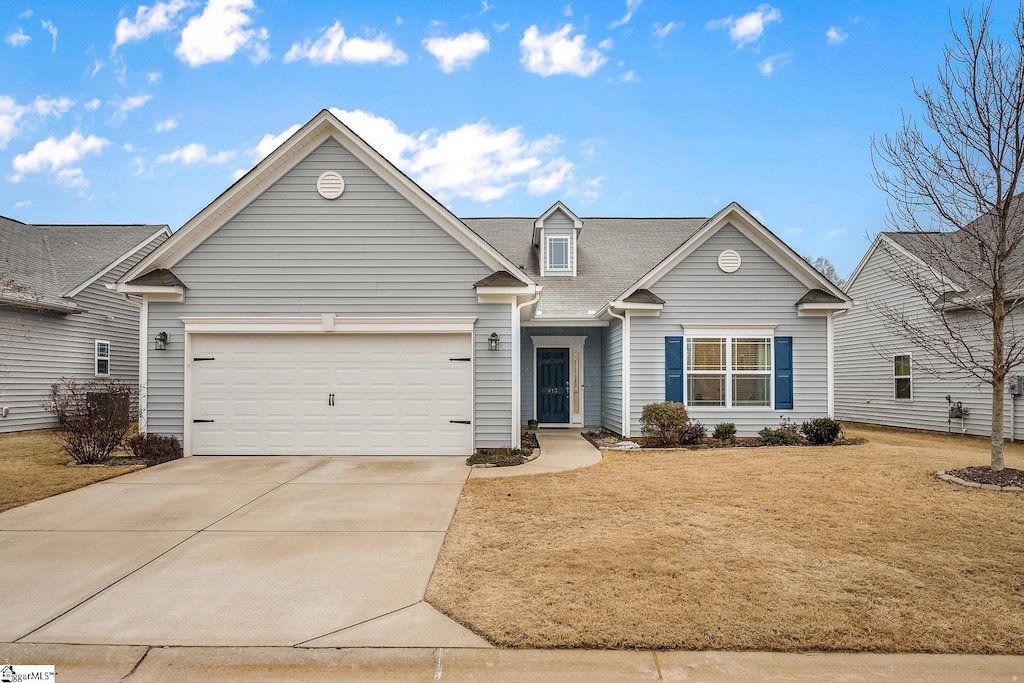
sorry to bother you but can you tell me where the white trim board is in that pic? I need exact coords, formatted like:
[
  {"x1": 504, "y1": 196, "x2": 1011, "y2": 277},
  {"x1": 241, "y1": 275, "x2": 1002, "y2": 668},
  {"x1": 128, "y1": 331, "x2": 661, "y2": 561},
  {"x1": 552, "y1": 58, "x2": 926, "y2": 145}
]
[{"x1": 179, "y1": 316, "x2": 477, "y2": 334}]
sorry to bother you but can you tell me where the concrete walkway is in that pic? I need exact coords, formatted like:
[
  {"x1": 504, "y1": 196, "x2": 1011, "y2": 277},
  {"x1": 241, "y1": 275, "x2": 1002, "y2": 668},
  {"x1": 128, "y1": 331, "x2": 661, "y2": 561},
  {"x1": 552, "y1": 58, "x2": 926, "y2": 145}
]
[
  {"x1": 469, "y1": 428, "x2": 602, "y2": 478},
  {"x1": 1, "y1": 644, "x2": 1022, "y2": 682}
]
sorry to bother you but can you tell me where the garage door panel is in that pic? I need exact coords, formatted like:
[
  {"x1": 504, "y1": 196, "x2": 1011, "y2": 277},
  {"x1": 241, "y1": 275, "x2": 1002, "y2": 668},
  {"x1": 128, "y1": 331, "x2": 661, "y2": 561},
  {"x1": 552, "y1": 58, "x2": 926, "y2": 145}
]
[{"x1": 190, "y1": 333, "x2": 473, "y2": 456}]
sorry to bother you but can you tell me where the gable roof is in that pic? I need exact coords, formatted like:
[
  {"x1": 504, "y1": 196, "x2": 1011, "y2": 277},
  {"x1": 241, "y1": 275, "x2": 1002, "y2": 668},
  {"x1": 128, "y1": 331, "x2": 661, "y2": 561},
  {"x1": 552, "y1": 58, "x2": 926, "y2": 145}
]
[
  {"x1": 616, "y1": 202, "x2": 850, "y2": 310},
  {"x1": 122, "y1": 109, "x2": 534, "y2": 287},
  {"x1": 0, "y1": 215, "x2": 168, "y2": 313},
  {"x1": 467, "y1": 216, "x2": 706, "y2": 317}
]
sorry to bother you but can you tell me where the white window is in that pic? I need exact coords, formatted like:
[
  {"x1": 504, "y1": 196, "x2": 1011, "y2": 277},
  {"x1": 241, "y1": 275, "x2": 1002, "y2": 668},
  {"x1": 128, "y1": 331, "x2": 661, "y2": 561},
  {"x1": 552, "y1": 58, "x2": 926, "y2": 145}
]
[
  {"x1": 546, "y1": 235, "x2": 571, "y2": 271},
  {"x1": 894, "y1": 354, "x2": 912, "y2": 400},
  {"x1": 686, "y1": 336, "x2": 771, "y2": 408},
  {"x1": 95, "y1": 340, "x2": 110, "y2": 377}
]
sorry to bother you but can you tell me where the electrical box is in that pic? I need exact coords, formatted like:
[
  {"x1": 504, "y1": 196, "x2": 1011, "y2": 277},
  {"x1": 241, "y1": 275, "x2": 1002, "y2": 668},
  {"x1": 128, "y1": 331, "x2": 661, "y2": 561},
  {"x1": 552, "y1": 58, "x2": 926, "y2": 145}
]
[
  {"x1": 1011, "y1": 376, "x2": 1024, "y2": 396},
  {"x1": 949, "y1": 402, "x2": 970, "y2": 419}
]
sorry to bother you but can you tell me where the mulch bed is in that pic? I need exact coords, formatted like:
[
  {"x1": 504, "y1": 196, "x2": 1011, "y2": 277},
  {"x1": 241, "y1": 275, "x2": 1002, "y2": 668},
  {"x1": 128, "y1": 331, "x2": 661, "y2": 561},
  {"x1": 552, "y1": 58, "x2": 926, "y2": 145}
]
[
  {"x1": 946, "y1": 466, "x2": 1024, "y2": 488},
  {"x1": 581, "y1": 429, "x2": 865, "y2": 450},
  {"x1": 467, "y1": 431, "x2": 538, "y2": 467}
]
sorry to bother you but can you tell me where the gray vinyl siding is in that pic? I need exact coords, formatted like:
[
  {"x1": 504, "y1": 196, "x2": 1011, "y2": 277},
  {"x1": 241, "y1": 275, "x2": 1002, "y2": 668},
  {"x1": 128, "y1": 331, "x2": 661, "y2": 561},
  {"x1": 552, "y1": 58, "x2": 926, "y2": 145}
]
[
  {"x1": 630, "y1": 224, "x2": 829, "y2": 436},
  {"x1": 520, "y1": 326, "x2": 602, "y2": 426},
  {"x1": 0, "y1": 235, "x2": 164, "y2": 432},
  {"x1": 145, "y1": 138, "x2": 513, "y2": 449},
  {"x1": 540, "y1": 212, "x2": 575, "y2": 276},
  {"x1": 835, "y1": 242, "x2": 1024, "y2": 438},
  {"x1": 601, "y1": 317, "x2": 623, "y2": 433}
]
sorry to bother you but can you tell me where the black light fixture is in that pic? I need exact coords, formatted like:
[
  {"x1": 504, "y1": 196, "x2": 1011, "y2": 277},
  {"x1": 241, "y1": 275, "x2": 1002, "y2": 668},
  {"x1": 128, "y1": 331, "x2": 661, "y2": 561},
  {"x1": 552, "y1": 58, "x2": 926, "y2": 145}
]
[
  {"x1": 488, "y1": 332, "x2": 500, "y2": 351},
  {"x1": 154, "y1": 331, "x2": 168, "y2": 350}
]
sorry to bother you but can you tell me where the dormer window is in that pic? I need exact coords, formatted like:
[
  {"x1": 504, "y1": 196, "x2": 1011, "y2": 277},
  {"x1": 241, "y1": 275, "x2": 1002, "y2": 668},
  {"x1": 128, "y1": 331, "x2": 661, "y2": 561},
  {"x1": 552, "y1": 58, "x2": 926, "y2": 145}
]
[
  {"x1": 534, "y1": 201, "x2": 583, "y2": 277},
  {"x1": 546, "y1": 235, "x2": 571, "y2": 271}
]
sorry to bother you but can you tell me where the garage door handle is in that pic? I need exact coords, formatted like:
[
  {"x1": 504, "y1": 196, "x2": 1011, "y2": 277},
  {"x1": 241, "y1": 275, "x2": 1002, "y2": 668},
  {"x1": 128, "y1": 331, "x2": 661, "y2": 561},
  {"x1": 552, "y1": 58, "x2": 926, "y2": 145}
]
[
  {"x1": 449, "y1": 420, "x2": 471, "y2": 424},
  {"x1": 193, "y1": 419, "x2": 215, "y2": 423}
]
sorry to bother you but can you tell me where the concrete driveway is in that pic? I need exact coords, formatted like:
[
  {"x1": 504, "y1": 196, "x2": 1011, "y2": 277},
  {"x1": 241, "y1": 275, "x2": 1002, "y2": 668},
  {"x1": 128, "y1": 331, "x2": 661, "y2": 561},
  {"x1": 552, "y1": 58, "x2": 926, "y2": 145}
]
[{"x1": 0, "y1": 456, "x2": 489, "y2": 648}]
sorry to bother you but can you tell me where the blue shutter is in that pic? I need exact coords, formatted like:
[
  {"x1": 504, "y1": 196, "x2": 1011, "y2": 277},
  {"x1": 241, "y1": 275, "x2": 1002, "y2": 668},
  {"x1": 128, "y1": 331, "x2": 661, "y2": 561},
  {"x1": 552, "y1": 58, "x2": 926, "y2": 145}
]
[
  {"x1": 666, "y1": 336, "x2": 684, "y2": 403},
  {"x1": 775, "y1": 336, "x2": 793, "y2": 410}
]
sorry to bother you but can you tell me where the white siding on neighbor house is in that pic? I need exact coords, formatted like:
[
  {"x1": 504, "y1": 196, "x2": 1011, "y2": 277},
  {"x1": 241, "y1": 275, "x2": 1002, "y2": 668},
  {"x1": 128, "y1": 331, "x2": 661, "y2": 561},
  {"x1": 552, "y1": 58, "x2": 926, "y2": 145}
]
[
  {"x1": 146, "y1": 138, "x2": 514, "y2": 449},
  {"x1": 835, "y1": 242, "x2": 1024, "y2": 438},
  {"x1": 601, "y1": 317, "x2": 623, "y2": 433},
  {"x1": 630, "y1": 224, "x2": 829, "y2": 436},
  {"x1": 520, "y1": 326, "x2": 603, "y2": 426},
  {"x1": 0, "y1": 237, "x2": 163, "y2": 432}
]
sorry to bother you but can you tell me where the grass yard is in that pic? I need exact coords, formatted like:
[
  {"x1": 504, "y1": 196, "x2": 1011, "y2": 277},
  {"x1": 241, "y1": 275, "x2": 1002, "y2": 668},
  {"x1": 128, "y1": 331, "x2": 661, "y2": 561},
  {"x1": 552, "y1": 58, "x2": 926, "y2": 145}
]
[
  {"x1": 0, "y1": 429, "x2": 142, "y2": 513},
  {"x1": 427, "y1": 424, "x2": 1024, "y2": 652}
]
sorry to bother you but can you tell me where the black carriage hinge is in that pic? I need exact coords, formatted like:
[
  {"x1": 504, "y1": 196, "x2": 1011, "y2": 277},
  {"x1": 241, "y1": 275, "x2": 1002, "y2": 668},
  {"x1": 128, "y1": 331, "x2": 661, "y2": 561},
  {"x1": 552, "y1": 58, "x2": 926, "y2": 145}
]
[
  {"x1": 192, "y1": 357, "x2": 215, "y2": 361},
  {"x1": 449, "y1": 357, "x2": 471, "y2": 362},
  {"x1": 192, "y1": 419, "x2": 215, "y2": 423},
  {"x1": 449, "y1": 420, "x2": 471, "y2": 424}
]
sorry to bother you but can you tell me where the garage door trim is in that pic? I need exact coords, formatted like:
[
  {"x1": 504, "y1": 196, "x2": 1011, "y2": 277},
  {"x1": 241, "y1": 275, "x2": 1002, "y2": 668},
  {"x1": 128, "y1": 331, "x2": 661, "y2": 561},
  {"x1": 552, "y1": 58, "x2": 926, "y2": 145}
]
[{"x1": 181, "y1": 316, "x2": 477, "y2": 457}]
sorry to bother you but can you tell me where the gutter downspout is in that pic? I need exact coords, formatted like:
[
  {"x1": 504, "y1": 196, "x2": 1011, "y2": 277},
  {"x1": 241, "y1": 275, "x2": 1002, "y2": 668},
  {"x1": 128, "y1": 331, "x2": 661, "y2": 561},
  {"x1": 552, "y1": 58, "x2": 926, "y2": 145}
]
[
  {"x1": 513, "y1": 290, "x2": 542, "y2": 448},
  {"x1": 607, "y1": 306, "x2": 630, "y2": 438}
]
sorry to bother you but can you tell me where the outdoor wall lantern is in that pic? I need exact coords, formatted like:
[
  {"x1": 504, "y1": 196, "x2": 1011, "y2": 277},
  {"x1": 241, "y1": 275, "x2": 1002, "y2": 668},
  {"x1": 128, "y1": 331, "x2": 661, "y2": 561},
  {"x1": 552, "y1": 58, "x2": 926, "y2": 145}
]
[
  {"x1": 488, "y1": 332, "x2": 500, "y2": 351},
  {"x1": 154, "y1": 331, "x2": 169, "y2": 350}
]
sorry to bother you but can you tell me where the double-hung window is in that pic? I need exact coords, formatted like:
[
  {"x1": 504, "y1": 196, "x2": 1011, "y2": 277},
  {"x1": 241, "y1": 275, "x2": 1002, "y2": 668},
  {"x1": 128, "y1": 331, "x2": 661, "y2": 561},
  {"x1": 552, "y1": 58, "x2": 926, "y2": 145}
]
[
  {"x1": 894, "y1": 354, "x2": 912, "y2": 400},
  {"x1": 95, "y1": 340, "x2": 110, "y2": 377},
  {"x1": 686, "y1": 335, "x2": 772, "y2": 408}
]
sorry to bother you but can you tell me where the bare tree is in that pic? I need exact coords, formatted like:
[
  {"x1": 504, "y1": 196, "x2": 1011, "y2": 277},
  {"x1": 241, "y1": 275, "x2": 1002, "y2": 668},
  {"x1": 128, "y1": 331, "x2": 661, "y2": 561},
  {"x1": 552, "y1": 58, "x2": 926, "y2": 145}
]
[
  {"x1": 803, "y1": 255, "x2": 846, "y2": 288},
  {"x1": 872, "y1": 3, "x2": 1024, "y2": 470}
]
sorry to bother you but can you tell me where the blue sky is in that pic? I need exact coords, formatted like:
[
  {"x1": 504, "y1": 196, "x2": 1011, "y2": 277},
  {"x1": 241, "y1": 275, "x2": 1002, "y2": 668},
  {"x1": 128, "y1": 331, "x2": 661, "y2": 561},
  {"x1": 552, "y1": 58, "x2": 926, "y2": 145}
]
[{"x1": 0, "y1": 1, "x2": 1016, "y2": 277}]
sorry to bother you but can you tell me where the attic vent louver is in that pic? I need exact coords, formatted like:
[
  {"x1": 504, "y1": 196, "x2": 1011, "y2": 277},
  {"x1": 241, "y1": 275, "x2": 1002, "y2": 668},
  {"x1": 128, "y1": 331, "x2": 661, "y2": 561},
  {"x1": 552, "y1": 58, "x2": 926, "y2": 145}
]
[
  {"x1": 718, "y1": 249, "x2": 741, "y2": 273},
  {"x1": 316, "y1": 171, "x2": 345, "y2": 199}
]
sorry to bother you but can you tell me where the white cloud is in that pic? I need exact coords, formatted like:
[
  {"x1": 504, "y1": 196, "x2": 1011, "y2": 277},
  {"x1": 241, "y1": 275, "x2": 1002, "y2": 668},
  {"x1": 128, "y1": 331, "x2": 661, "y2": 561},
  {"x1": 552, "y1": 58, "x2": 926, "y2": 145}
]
[
  {"x1": 14, "y1": 200, "x2": 31, "y2": 208},
  {"x1": 157, "y1": 142, "x2": 236, "y2": 164},
  {"x1": 114, "y1": 0, "x2": 191, "y2": 48},
  {"x1": 520, "y1": 24, "x2": 607, "y2": 77},
  {"x1": 176, "y1": 0, "x2": 269, "y2": 66},
  {"x1": 6, "y1": 28, "x2": 31, "y2": 47},
  {"x1": 423, "y1": 31, "x2": 489, "y2": 73},
  {"x1": 653, "y1": 21, "x2": 680, "y2": 38},
  {"x1": 247, "y1": 110, "x2": 581, "y2": 203},
  {"x1": 783, "y1": 226, "x2": 804, "y2": 237},
  {"x1": 84, "y1": 98, "x2": 102, "y2": 111},
  {"x1": 284, "y1": 22, "x2": 406, "y2": 65},
  {"x1": 598, "y1": 38, "x2": 613, "y2": 50},
  {"x1": 826, "y1": 228, "x2": 845, "y2": 239},
  {"x1": 569, "y1": 175, "x2": 604, "y2": 204},
  {"x1": 41, "y1": 19, "x2": 57, "y2": 51},
  {"x1": 0, "y1": 95, "x2": 74, "y2": 149},
  {"x1": 154, "y1": 116, "x2": 179, "y2": 132},
  {"x1": 706, "y1": 4, "x2": 780, "y2": 49},
  {"x1": 9, "y1": 132, "x2": 109, "y2": 185},
  {"x1": 826, "y1": 26, "x2": 848, "y2": 45},
  {"x1": 610, "y1": 0, "x2": 642, "y2": 28},
  {"x1": 619, "y1": 69, "x2": 639, "y2": 83},
  {"x1": 563, "y1": 4, "x2": 572, "y2": 17},
  {"x1": 147, "y1": 71, "x2": 163, "y2": 83},
  {"x1": 19, "y1": 10, "x2": 33, "y2": 19},
  {"x1": 758, "y1": 52, "x2": 789, "y2": 76},
  {"x1": 119, "y1": 94, "x2": 152, "y2": 112}
]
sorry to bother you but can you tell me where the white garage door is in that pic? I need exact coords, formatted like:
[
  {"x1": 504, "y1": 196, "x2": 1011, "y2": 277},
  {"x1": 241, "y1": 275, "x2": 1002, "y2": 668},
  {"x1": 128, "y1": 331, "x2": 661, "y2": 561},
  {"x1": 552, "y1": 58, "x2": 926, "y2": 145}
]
[{"x1": 189, "y1": 333, "x2": 473, "y2": 456}]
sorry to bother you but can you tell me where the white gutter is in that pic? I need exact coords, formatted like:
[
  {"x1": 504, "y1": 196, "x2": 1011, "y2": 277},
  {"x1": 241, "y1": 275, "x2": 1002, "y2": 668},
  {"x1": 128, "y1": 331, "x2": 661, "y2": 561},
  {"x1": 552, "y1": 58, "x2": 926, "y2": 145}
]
[
  {"x1": 513, "y1": 290, "x2": 543, "y2": 448},
  {"x1": 607, "y1": 306, "x2": 630, "y2": 438},
  {"x1": 138, "y1": 296, "x2": 148, "y2": 433}
]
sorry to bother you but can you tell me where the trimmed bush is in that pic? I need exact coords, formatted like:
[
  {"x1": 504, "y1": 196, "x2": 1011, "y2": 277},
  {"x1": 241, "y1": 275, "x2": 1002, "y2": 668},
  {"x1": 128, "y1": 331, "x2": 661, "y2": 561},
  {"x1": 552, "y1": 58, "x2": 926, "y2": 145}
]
[
  {"x1": 681, "y1": 421, "x2": 707, "y2": 445},
  {"x1": 640, "y1": 402, "x2": 691, "y2": 447},
  {"x1": 125, "y1": 433, "x2": 183, "y2": 462},
  {"x1": 712, "y1": 422, "x2": 737, "y2": 441},
  {"x1": 759, "y1": 419, "x2": 804, "y2": 446},
  {"x1": 800, "y1": 417, "x2": 843, "y2": 445},
  {"x1": 45, "y1": 379, "x2": 135, "y2": 464}
]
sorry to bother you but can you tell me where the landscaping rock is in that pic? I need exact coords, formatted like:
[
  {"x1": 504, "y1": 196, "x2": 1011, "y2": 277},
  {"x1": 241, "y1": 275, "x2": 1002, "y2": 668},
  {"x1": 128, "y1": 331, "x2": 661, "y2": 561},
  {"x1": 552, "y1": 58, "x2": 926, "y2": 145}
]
[{"x1": 613, "y1": 441, "x2": 642, "y2": 450}]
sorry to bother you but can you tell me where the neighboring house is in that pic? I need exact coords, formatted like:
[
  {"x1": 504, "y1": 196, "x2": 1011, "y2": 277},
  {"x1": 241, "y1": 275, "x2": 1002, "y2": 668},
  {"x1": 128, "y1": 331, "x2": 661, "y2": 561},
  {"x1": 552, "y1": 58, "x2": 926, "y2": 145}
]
[
  {"x1": 0, "y1": 216, "x2": 170, "y2": 432},
  {"x1": 836, "y1": 232, "x2": 1024, "y2": 438},
  {"x1": 116, "y1": 109, "x2": 851, "y2": 456}
]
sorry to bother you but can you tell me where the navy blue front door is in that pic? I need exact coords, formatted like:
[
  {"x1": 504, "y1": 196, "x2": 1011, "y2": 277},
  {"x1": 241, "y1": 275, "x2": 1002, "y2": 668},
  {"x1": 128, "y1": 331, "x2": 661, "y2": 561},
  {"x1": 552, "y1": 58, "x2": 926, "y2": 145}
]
[{"x1": 537, "y1": 348, "x2": 570, "y2": 423}]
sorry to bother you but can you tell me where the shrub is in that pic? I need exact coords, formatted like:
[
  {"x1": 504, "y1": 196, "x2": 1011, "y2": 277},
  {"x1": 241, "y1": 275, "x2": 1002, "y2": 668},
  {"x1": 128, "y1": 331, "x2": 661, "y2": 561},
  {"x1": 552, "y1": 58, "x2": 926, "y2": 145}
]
[
  {"x1": 800, "y1": 417, "x2": 843, "y2": 445},
  {"x1": 758, "y1": 418, "x2": 803, "y2": 446},
  {"x1": 125, "y1": 432, "x2": 183, "y2": 462},
  {"x1": 640, "y1": 402, "x2": 691, "y2": 447},
  {"x1": 712, "y1": 422, "x2": 737, "y2": 441},
  {"x1": 681, "y1": 421, "x2": 707, "y2": 445},
  {"x1": 45, "y1": 379, "x2": 135, "y2": 464}
]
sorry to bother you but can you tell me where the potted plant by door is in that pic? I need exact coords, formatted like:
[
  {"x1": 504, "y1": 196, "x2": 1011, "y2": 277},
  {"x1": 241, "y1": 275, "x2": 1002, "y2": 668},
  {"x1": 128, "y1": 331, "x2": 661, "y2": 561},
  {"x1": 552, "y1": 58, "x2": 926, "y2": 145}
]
[{"x1": 528, "y1": 419, "x2": 539, "y2": 431}]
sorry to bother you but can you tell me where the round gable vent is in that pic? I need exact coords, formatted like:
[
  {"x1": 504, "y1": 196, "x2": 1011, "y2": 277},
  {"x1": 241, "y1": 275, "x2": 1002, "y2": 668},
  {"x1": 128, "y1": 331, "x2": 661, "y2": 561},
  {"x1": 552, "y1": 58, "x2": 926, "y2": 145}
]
[
  {"x1": 316, "y1": 171, "x2": 345, "y2": 199},
  {"x1": 718, "y1": 249, "x2": 742, "y2": 273}
]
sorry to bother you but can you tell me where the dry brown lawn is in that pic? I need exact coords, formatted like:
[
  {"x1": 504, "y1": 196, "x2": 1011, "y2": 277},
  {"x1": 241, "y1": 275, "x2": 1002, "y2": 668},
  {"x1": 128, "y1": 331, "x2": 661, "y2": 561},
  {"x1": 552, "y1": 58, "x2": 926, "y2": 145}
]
[
  {"x1": 427, "y1": 424, "x2": 1024, "y2": 652},
  {"x1": 0, "y1": 429, "x2": 142, "y2": 513}
]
